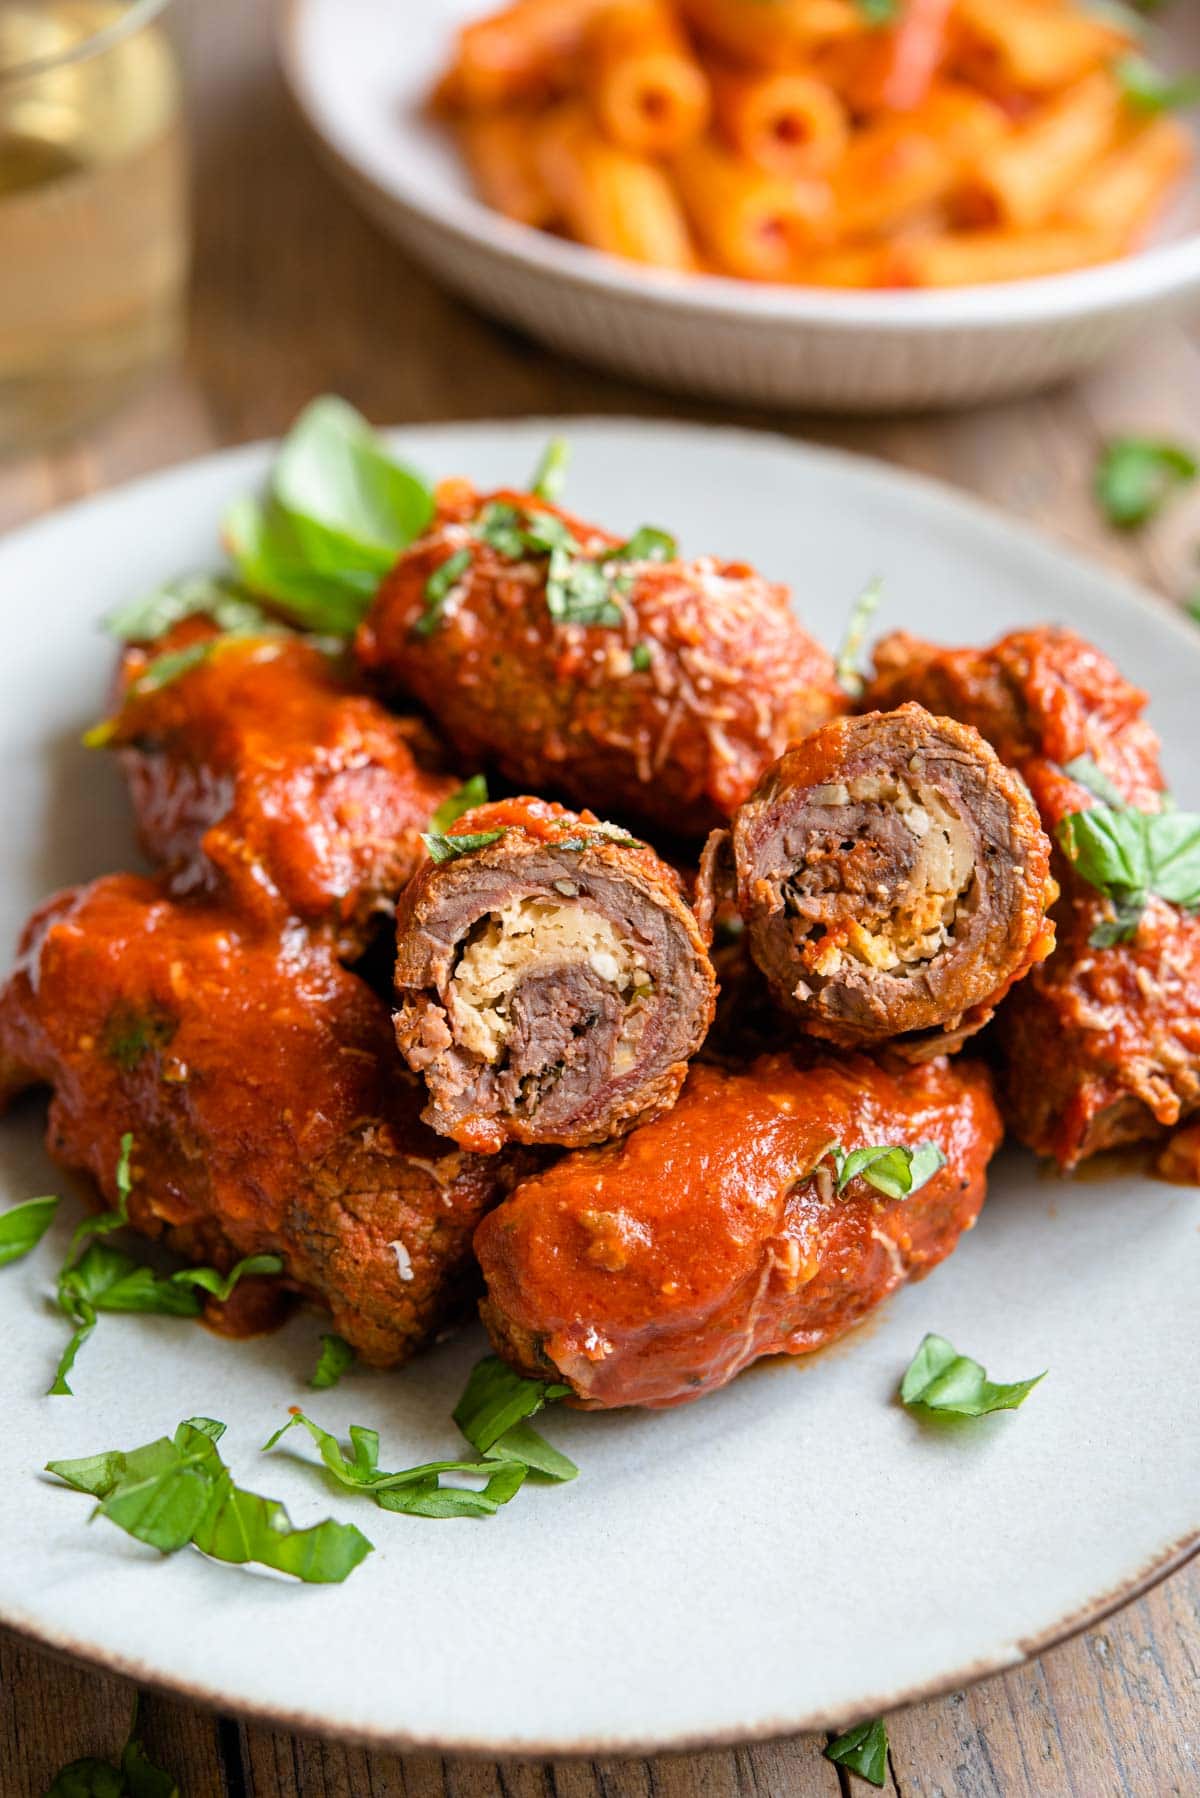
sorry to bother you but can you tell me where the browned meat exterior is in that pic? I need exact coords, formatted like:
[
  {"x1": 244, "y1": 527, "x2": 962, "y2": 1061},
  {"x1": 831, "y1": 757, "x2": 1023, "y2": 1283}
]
[
  {"x1": 355, "y1": 480, "x2": 845, "y2": 837},
  {"x1": 476, "y1": 1051, "x2": 1002, "y2": 1409},
  {"x1": 721, "y1": 705, "x2": 1056, "y2": 1058},
  {"x1": 394, "y1": 796, "x2": 717, "y2": 1153},
  {"x1": 0, "y1": 874, "x2": 520, "y2": 1365},
  {"x1": 104, "y1": 618, "x2": 457, "y2": 957},
  {"x1": 865, "y1": 627, "x2": 1200, "y2": 1169}
]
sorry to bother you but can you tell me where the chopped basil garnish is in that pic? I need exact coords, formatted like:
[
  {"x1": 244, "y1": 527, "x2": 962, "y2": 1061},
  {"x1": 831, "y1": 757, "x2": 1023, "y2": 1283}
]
[
  {"x1": 823, "y1": 1139, "x2": 946, "y2": 1201},
  {"x1": 1055, "y1": 778, "x2": 1200, "y2": 944},
  {"x1": 546, "y1": 546, "x2": 624, "y2": 627},
  {"x1": 1095, "y1": 436, "x2": 1198, "y2": 527},
  {"x1": 50, "y1": 1135, "x2": 283, "y2": 1395},
  {"x1": 630, "y1": 641, "x2": 652, "y2": 672},
  {"x1": 46, "y1": 1698, "x2": 178, "y2": 1798},
  {"x1": 825, "y1": 1718, "x2": 889, "y2": 1786},
  {"x1": 529, "y1": 436, "x2": 571, "y2": 503},
  {"x1": 1062, "y1": 754, "x2": 1128, "y2": 809},
  {"x1": 453, "y1": 1354, "x2": 573, "y2": 1461},
  {"x1": 429, "y1": 775, "x2": 488, "y2": 835},
  {"x1": 900, "y1": 1333, "x2": 1045, "y2": 1417},
  {"x1": 0, "y1": 1194, "x2": 59, "y2": 1268},
  {"x1": 225, "y1": 397, "x2": 434, "y2": 636},
  {"x1": 104, "y1": 573, "x2": 271, "y2": 645},
  {"x1": 1116, "y1": 55, "x2": 1200, "y2": 116},
  {"x1": 101, "y1": 1002, "x2": 177, "y2": 1072},
  {"x1": 421, "y1": 828, "x2": 505, "y2": 863},
  {"x1": 416, "y1": 545, "x2": 473, "y2": 636},
  {"x1": 311, "y1": 1333, "x2": 356, "y2": 1391},
  {"x1": 265, "y1": 1410, "x2": 529, "y2": 1518},
  {"x1": 47, "y1": 1416, "x2": 371, "y2": 1583},
  {"x1": 84, "y1": 629, "x2": 285, "y2": 749},
  {"x1": 611, "y1": 525, "x2": 677, "y2": 564},
  {"x1": 475, "y1": 500, "x2": 529, "y2": 559},
  {"x1": 835, "y1": 577, "x2": 883, "y2": 697}
]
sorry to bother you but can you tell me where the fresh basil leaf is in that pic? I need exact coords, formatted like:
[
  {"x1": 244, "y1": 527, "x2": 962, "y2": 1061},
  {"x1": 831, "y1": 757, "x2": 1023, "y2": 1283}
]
[
  {"x1": 453, "y1": 1355, "x2": 571, "y2": 1456},
  {"x1": 481, "y1": 1416, "x2": 578, "y2": 1482},
  {"x1": 1095, "y1": 436, "x2": 1198, "y2": 527},
  {"x1": 835, "y1": 577, "x2": 883, "y2": 698},
  {"x1": 0, "y1": 1193, "x2": 59, "y2": 1267},
  {"x1": 826, "y1": 1139, "x2": 946, "y2": 1201},
  {"x1": 630, "y1": 641, "x2": 652, "y2": 673},
  {"x1": 101, "y1": 1002, "x2": 178, "y2": 1072},
  {"x1": 825, "y1": 1718, "x2": 889, "y2": 1786},
  {"x1": 1116, "y1": 55, "x2": 1200, "y2": 116},
  {"x1": 170, "y1": 1253, "x2": 284, "y2": 1302},
  {"x1": 421, "y1": 828, "x2": 505, "y2": 863},
  {"x1": 311, "y1": 1333, "x2": 356, "y2": 1390},
  {"x1": 224, "y1": 497, "x2": 379, "y2": 637},
  {"x1": 900, "y1": 1333, "x2": 1045, "y2": 1417},
  {"x1": 428, "y1": 775, "x2": 488, "y2": 835},
  {"x1": 45, "y1": 1701, "x2": 179, "y2": 1798},
  {"x1": 48, "y1": 1417, "x2": 372, "y2": 1583},
  {"x1": 1062, "y1": 754, "x2": 1128, "y2": 809},
  {"x1": 609, "y1": 526, "x2": 677, "y2": 564},
  {"x1": 103, "y1": 573, "x2": 270, "y2": 645},
  {"x1": 415, "y1": 546, "x2": 473, "y2": 636},
  {"x1": 272, "y1": 396, "x2": 433, "y2": 567},
  {"x1": 1141, "y1": 807, "x2": 1200, "y2": 905},
  {"x1": 529, "y1": 436, "x2": 571, "y2": 503}
]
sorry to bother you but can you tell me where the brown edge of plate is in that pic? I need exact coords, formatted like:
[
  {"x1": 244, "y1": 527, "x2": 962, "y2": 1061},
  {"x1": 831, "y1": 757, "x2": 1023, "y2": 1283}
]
[{"x1": 2, "y1": 1531, "x2": 1196, "y2": 1760}]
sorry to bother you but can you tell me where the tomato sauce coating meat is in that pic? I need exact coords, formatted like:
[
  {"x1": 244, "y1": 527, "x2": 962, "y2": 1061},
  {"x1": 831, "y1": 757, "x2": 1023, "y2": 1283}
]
[
  {"x1": 394, "y1": 796, "x2": 716, "y2": 1152},
  {"x1": 476, "y1": 1051, "x2": 1001, "y2": 1408},
  {"x1": 106, "y1": 619, "x2": 458, "y2": 957},
  {"x1": 355, "y1": 481, "x2": 845, "y2": 837},
  {"x1": 0, "y1": 875, "x2": 522, "y2": 1364},
  {"x1": 721, "y1": 704, "x2": 1056, "y2": 1058},
  {"x1": 866, "y1": 627, "x2": 1200, "y2": 1169}
]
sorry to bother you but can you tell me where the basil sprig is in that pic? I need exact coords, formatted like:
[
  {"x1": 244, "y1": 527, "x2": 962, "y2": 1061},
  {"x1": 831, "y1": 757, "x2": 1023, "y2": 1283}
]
[
  {"x1": 50, "y1": 1134, "x2": 283, "y2": 1395},
  {"x1": 225, "y1": 397, "x2": 434, "y2": 636},
  {"x1": 0, "y1": 1194, "x2": 59, "y2": 1268},
  {"x1": 823, "y1": 1139, "x2": 946, "y2": 1201},
  {"x1": 311, "y1": 1333, "x2": 356, "y2": 1391},
  {"x1": 1055, "y1": 761, "x2": 1200, "y2": 945},
  {"x1": 47, "y1": 1416, "x2": 371, "y2": 1583},
  {"x1": 1095, "y1": 436, "x2": 1198, "y2": 527},
  {"x1": 421, "y1": 828, "x2": 505, "y2": 863},
  {"x1": 46, "y1": 1698, "x2": 178, "y2": 1798},
  {"x1": 835, "y1": 577, "x2": 883, "y2": 697},
  {"x1": 428, "y1": 774, "x2": 488, "y2": 835},
  {"x1": 825, "y1": 1718, "x2": 890, "y2": 1787},
  {"x1": 900, "y1": 1333, "x2": 1045, "y2": 1418}
]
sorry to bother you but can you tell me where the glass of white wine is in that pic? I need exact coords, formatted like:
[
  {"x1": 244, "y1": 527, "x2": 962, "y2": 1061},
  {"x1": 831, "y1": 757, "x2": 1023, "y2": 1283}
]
[{"x1": 0, "y1": 0, "x2": 188, "y2": 455}]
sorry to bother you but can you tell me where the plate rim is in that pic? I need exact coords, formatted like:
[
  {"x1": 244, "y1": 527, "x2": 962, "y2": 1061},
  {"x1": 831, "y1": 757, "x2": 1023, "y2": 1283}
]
[
  {"x1": 278, "y1": 0, "x2": 1200, "y2": 336},
  {"x1": 1, "y1": 413, "x2": 1198, "y2": 1756}
]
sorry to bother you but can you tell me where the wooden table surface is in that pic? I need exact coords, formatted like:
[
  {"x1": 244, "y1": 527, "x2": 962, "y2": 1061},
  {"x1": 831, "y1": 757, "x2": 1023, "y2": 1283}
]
[{"x1": 2, "y1": 2, "x2": 1199, "y2": 1793}]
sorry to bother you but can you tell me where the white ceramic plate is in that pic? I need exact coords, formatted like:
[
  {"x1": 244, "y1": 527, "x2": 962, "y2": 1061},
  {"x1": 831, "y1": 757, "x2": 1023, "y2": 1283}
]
[
  {"x1": 279, "y1": 0, "x2": 1200, "y2": 411},
  {"x1": 0, "y1": 419, "x2": 1197, "y2": 1755}
]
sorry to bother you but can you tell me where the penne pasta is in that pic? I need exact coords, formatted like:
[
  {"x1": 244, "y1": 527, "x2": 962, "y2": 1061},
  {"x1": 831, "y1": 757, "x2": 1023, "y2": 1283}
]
[
  {"x1": 1062, "y1": 117, "x2": 1192, "y2": 247},
  {"x1": 672, "y1": 135, "x2": 832, "y2": 279},
  {"x1": 583, "y1": 1, "x2": 710, "y2": 157},
  {"x1": 433, "y1": 0, "x2": 1196, "y2": 291},
  {"x1": 459, "y1": 111, "x2": 558, "y2": 226},
  {"x1": 954, "y1": 72, "x2": 1122, "y2": 231},
  {"x1": 712, "y1": 65, "x2": 849, "y2": 179},
  {"x1": 536, "y1": 104, "x2": 696, "y2": 268}
]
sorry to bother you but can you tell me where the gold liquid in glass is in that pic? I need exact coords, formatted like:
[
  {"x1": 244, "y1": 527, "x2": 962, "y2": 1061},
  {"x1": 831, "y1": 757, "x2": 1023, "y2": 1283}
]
[{"x1": 0, "y1": 0, "x2": 188, "y2": 454}]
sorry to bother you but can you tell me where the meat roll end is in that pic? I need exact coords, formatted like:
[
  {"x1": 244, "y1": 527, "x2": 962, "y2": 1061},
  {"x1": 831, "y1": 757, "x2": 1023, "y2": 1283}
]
[
  {"x1": 394, "y1": 797, "x2": 717, "y2": 1153},
  {"x1": 729, "y1": 705, "x2": 1056, "y2": 1055}
]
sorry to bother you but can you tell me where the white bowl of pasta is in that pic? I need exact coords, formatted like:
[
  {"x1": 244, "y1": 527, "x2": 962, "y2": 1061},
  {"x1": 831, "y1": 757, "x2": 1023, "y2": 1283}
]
[{"x1": 281, "y1": 0, "x2": 1200, "y2": 412}]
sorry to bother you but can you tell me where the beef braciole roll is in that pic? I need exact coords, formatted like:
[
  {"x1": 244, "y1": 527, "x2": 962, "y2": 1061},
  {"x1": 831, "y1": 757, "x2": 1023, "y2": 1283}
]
[
  {"x1": 393, "y1": 796, "x2": 718, "y2": 1153},
  {"x1": 0, "y1": 875, "x2": 522, "y2": 1367},
  {"x1": 720, "y1": 704, "x2": 1056, "y2": 1058},
  {"x1": 355, "y1": 480, "x2": 845, "y2": 837},
  {"x1": 475, "y1": 1051, "x2": 1002, "y2": 1409},
  {"x1": 865, "y1": 627, "x2": 1200, "y2": 1170},
  {"x1": 96, "y1": 619, "x2": 458, "y2": 957}
]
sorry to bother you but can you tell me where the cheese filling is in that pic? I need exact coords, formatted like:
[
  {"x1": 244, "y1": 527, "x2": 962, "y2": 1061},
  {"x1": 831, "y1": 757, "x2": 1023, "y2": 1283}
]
[
  {"x1": 451, "y1": 898, "x2": 649, "y2": 1063},
  {"x1": 798, "y1": 774, "x2": 975, "y2": 977}
]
